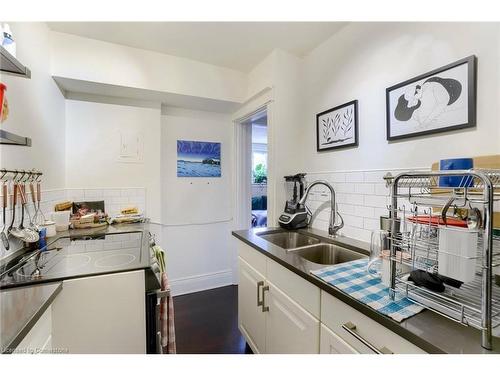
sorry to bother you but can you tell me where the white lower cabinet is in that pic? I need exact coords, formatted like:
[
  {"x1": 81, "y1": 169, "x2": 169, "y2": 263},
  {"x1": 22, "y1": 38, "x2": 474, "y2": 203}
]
[
  {"x1": 265, "y1": 281, "x2": 319, "y2": 354},
  {"x1": 238, "y1": 257, "x2": 266, "y2": 353},
  {"x1": 320, "y1": 324, "x2": 358, "y2": 354},
  {"x1": 321, "y1": 291, "x2": 426, "y2": 354},
  {"x1": 238, "y1": 240, "x2": 320, "y2": 354},
  {"x1": 237, "y1": 239, "x2": 427, "y2": 354}
]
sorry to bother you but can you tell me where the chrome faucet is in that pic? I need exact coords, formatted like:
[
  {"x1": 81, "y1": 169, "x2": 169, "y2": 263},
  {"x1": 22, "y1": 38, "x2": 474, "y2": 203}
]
[{"x1": 298, "y1": 180, "x2": 344, "y2": 236}]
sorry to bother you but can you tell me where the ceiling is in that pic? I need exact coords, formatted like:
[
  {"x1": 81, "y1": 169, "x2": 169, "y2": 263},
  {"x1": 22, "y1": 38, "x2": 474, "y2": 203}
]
[{"x1": 47, "y1": 22, "x2": 347, "y2": 72}]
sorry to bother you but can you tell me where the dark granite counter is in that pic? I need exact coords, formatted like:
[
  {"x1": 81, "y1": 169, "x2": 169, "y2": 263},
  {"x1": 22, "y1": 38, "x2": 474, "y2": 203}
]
[
  {"x1": 1, "y1": 282, "x2": 62, "y2": 353},
  {"x1": 232, "y1": 227, "x2": 500, "y2": 354},
  {"x1": 0, "y1": 223, "x2": 159, "y2": 290}
]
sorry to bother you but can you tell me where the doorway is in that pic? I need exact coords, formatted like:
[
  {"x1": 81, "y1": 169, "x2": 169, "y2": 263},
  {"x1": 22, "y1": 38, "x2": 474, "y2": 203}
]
[{"x1": 249, "y1": 112, "x2": 268, "y2": 227}]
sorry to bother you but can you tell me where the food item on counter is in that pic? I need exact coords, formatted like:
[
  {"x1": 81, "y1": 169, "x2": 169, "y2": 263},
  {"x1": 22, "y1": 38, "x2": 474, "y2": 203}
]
[
  {"x1": 54, "y1": 201, "x2": 73, "y2": 211},
  {"x1": 121, "y1": 206, "x2": 139, "y2": 215}
]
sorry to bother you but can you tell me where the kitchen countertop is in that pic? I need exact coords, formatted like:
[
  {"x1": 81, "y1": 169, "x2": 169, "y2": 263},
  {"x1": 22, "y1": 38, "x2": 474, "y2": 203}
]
[
  {"x1": 1, "y1": 282, "x2": 62, "y2": 354},
  {"x1": 0, "y1": 222, "x2": 159, "y2": 290},
  {"x1": 0, "y1": 222, "x2": 160, "y2": 354},
  {"x1": 232, "y1": 227, "x2": 500, "y2": 354}
]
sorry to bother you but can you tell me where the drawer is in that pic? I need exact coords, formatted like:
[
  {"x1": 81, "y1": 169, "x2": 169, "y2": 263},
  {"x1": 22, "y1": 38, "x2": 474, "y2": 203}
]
[
  {"x1": 237, "y1": 240, "x2": 267, "y2": 277},
  {"x1": 321, "y1": 291, "x2": 426, "y2": 354},
  {"x1": 267, "y1": 259, "x2": 320, "y2": 318},
  {"x1": 320, "y1": 323, "x2": 358, "y2": 354}
]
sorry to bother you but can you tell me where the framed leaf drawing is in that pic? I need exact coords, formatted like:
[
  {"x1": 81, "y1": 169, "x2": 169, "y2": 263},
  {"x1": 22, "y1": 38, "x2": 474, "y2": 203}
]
[{"x1": 316, "y1": 100, "x2": 358, "y2": 151}]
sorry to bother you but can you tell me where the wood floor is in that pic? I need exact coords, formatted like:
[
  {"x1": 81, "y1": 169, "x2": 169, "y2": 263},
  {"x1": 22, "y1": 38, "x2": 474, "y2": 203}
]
[{"x1": 173, "y1": 285, "x2": 252, "y2": 354}]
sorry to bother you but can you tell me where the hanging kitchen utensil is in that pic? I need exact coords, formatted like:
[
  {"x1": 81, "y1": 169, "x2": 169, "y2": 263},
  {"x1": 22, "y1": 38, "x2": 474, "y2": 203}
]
[
  {"x1": 34, "y1": 180, "x2": 46, "y2": 226},
  {"x1": 1, "y1": 182, "x2": 9, "y2": 250},
  {"x1": 28, "y1": 180, "x2": 39, "y2": 230},
  {"x1": 467, "y1": 202, "x2": 483, "y2": 230},
  {"x1": 18, "y1": 183, "x2": 39, "y2": 243},
  {"x1": 8, "y1": 182, "x2": 23, "y2": 239}
]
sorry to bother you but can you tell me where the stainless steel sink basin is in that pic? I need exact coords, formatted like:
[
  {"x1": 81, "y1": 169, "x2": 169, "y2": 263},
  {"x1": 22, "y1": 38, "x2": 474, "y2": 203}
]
[
  {"x1": 289, "y1": 243, "x2": 365, "y2": 265},
  {"x1": 258, "y1": 231, "x2": 320, "y2": 249}
]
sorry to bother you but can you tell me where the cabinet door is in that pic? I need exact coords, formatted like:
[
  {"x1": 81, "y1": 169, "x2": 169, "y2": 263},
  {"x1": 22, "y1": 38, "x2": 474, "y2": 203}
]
[
  {"x1": 51, "y1": 270, "x2": 146, "y2": 353},
  {"x1": 238, "y1": 257, "x2": 266, "y2": 353},
  {"x1": 320, "y1": 324, "x2": 358, "y2": 354},
  {"x1": 264, "y1": 281, "x2": 320, "y2": 354}
]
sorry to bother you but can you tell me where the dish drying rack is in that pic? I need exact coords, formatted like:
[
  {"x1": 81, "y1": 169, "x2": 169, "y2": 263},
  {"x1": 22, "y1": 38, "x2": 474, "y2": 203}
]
[{"x1": 387, "y1": 169, "x2": 500, "y2": 350}]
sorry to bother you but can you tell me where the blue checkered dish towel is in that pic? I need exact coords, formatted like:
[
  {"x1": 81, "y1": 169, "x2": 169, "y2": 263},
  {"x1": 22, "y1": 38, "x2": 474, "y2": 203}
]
[{"x1": 311, "y1": 258, "x2": 424, "y2": 322}]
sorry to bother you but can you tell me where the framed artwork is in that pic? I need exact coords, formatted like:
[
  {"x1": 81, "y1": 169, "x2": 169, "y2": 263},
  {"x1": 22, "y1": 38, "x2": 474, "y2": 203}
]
[
  {"x1": 177, "y1": 140, "x2": 221, "y2": 177},
  {"x1": 316, "y1": 100, "x2": 358, "y2": 151},
  {"x1": 386, "y1": 55, "x2": 477, "y2": 141}
]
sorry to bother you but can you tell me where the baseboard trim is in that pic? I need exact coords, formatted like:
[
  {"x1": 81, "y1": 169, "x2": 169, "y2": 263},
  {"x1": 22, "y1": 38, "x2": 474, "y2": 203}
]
[{"x1": 169, "y1": 269, "x2": 233, "y2": 296}]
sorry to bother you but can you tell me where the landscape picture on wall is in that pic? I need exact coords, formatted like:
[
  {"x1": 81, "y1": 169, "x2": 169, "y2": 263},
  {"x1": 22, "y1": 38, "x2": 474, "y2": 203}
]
[
  {"x1": 316, "y1": 100, "x2": 358, "y2": 151},
  {"x1": 177, "y1": 140, "x2": 221, "y2": 177},
  {"x1": 386, "y1": 55, "x2": 476, "y2": 141}
]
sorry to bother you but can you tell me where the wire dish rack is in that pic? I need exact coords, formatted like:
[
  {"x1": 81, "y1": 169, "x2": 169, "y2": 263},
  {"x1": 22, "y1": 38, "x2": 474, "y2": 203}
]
[{"x1": 387, "y1": 169, "x2": 500, "y2": 350}]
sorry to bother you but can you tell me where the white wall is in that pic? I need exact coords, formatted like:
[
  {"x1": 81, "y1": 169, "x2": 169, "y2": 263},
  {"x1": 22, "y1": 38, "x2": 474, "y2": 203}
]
[
  {"x1": 50, "y1": 31, "x2": 247, "y2": 104},
  {"x1": 302, "y1": 22, "x2": 500, "y2": 173},
  {"x1": 297, "y1": 22, "x2": 500, "y2": 238},
  {"x1": 160, "y1": 107, "x2": 234, "y2": 295},
  {"x1": 0, "y1": 23, "x2": 66, "y2": 189},
  {"x1": 243, "y1": 50, "x2": 305, "y2": 226},
  {"x1": 65, "y1": 100, "x2": 161, "y2": 221}
]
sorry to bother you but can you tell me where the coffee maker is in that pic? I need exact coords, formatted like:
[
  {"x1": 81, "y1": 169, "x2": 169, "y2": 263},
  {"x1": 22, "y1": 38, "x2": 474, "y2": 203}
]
[{"x1": 278, "y1": 173, "x2": 309, "y2": 230}]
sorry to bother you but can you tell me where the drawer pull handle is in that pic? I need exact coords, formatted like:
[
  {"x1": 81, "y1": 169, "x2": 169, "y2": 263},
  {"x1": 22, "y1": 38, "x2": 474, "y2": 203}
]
[
  {"x1": 261, "y1": 285, "x2": 269, "y2": 312},
  {"x1": 341, "y1": 321, "x2": 393, "y2": 354},
  {"x1": 257, "y1": 281, "x2": 264, "y2": 307}
]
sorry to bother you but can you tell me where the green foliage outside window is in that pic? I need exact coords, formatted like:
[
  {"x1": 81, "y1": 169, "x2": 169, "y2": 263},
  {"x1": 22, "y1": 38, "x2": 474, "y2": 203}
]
[{"x1": 253, "y1": 163, "x2": 267, "y2": 184}]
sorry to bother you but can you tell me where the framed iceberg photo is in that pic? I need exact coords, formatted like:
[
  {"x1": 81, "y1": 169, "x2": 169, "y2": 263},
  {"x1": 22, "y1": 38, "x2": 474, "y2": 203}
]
[
  {"x1": 316, "y1": 100, "x2": 358, "y2": 152},
  {"x1": 177, "y1": 140, "x2": 221, "y2": 177},
  {"x1": 386, "y1": 55, "x2": 477, "y2": 141}
]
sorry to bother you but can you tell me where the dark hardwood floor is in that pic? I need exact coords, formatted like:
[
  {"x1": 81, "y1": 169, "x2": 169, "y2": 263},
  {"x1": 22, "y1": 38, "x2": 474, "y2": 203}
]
[{"x1": 173, "y1": 285, "x2": 252, "y2": 354}]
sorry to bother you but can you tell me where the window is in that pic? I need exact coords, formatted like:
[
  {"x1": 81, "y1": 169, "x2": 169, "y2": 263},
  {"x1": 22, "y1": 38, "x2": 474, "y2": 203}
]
[{"x1": 252, "y1": 143, "x2": 267, "y2": 184}]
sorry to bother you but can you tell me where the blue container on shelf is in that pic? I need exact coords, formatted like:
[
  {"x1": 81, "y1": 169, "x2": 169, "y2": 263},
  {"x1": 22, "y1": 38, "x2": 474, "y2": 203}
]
[{"x1": 439, "y1": 158, "x2": 474, "y2": 187}]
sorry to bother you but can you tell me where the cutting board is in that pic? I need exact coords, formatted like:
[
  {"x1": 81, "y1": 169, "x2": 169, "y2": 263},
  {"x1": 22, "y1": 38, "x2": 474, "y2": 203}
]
[{"x1": 431, "y1": 154, "x2": 500, "y2": 229}]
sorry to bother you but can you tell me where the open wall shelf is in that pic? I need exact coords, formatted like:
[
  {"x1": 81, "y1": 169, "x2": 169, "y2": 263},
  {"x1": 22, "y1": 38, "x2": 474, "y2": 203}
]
[
  {"x1": 0, "y1": 129, "x2": 31, "y2": 146},
  {"x1": 0, "y1": 45, "x2": 31, "y2": 79}
]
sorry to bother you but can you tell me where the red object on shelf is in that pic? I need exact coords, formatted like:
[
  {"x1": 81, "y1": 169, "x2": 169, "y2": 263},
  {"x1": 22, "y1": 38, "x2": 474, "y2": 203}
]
[
  {"x1": 407, "y1": 215, "x2": 468, "y2": 228},
  {"x1": 0, "y1": 83, "x2": 6, "y2": 119}
]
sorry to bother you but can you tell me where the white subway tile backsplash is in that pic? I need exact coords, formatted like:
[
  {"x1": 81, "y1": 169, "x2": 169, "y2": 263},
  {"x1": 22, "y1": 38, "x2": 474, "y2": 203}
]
[
  {"x1": 342, "y1": 214, "x2": 364, "y2": 229},
  {"x1": 374, "y1": 183, "x2": 389, "y2": 196},
  {"x1": 364, "y1": 195, "x2": 389, "y2": 208},
  {"x1": 363, "y1": 171, "x2": 388, "y2": 183},
  {"x1": 84, "y1": 189, "x2": 103, "y2": 199},
  {"x1": 335, "y1": 183, "x2": 355, "y2": 193},
  {"x1": 363, "y1": 217, "x2": 380, "y2": 231},
  {"x1": 102, "y1": 189, "x2": 122, "y2": 197},
  {"x1": 110, "y1": 196, "x2": 129, "y2": 204},
  {"x1": 353, "y1": 205, "x2": 375, "y2": 218},
  {"x1": 354, "y1": 183, "x2": 374, "y2": 195},
  {"x1": 327, "y1": 173, "x2": 346, "y2": 183},
  {"x1": 345, "y1": 172, "x2": 364, "y2": 183}
]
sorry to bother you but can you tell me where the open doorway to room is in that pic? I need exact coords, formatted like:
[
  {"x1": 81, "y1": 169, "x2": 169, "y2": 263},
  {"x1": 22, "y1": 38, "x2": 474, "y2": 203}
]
[
  {"x1": 237, "y1": 108, "x2": 268, "y2": 229},
  {"x1": 250, "y1": 114, "x2": 268, "y2": 227}
]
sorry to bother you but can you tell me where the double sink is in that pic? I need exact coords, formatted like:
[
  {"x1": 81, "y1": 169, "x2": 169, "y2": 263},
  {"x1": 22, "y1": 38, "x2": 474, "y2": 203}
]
[{"x1": 257, "y1": 230, "x2": 365, "y2": 266}]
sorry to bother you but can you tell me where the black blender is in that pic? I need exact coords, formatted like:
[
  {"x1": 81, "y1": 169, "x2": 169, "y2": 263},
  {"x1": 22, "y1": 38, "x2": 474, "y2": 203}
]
[{"x1": 278, "y1": 173, "x2": 309, "y2": 230}]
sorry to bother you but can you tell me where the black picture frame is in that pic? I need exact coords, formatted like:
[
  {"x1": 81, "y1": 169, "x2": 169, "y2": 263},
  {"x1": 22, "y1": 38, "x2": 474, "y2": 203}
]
[
  {"x1": 385, "y1": 55, "x2": 477, "y2": 141},
  {"x1": 316, "y1": 100, "x2": 359, "y2": 152}
]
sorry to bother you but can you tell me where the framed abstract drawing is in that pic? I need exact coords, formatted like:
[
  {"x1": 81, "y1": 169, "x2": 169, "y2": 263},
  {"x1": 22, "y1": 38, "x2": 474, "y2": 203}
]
[
  {"x1": 316, "y1": 100, "x2": 359, "y2": 152},
  {"x1": 386, "y1": 55, "x2": 477, "y2": 141}
]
